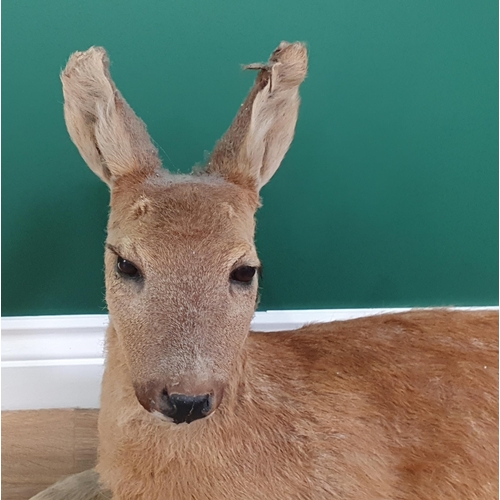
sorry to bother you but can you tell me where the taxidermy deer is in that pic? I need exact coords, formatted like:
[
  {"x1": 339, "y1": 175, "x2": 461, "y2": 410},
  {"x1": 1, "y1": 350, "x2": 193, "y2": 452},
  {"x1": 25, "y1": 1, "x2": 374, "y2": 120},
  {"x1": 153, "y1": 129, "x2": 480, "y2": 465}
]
[{"x1": 32, "y1": 42, "x2": 498, "y2": 500}]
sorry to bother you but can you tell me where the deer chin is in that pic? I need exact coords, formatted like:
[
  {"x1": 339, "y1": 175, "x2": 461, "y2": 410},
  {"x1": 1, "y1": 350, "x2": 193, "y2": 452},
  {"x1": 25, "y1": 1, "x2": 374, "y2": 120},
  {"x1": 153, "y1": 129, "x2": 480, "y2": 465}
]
[{"x1": 150, "y1": 410, "x2": 175, "y2": 423}]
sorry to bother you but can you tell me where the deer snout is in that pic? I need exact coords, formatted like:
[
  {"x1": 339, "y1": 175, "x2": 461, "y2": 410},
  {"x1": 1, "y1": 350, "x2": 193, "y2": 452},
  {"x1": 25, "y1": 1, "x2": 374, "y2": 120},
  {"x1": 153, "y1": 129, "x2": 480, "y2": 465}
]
[
  {"x1": 134, "y1": 381, "x2": 222, "y2": 424},
  {"x1": 160, "y1": 392, "x2": 213, "y2": 424}
]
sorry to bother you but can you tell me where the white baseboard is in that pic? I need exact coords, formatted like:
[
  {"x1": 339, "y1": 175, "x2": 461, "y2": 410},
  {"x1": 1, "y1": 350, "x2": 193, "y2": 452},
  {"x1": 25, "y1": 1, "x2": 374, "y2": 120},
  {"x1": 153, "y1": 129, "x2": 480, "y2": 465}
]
[{"x1": 2, "y1": 307, "x2": 497, "y2": 411}]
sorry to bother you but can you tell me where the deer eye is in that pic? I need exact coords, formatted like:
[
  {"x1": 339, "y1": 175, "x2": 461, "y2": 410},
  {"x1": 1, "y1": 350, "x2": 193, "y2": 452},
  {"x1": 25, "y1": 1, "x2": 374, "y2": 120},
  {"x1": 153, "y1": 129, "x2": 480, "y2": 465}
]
[
  {"x1": 117, "y1": 257, "x2": 140, "y2": 279},
  {"x1": 230, "y1": 266, "x2": 256, "y2": 284}
]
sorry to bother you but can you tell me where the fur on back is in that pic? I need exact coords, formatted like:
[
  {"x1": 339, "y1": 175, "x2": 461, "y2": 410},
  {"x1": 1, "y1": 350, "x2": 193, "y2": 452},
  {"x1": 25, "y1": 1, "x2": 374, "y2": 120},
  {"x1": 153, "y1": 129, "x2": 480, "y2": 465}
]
[{"x1": 94, "y1": 310, "x2": 498, "y2": 499}]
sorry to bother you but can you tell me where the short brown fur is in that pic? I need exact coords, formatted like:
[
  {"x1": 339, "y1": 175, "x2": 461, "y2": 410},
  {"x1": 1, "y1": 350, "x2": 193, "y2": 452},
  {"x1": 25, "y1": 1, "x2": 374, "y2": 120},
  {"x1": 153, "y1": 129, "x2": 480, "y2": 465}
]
[{"x1": 32, "y1": 43, "x2": 498, "y2": 499}]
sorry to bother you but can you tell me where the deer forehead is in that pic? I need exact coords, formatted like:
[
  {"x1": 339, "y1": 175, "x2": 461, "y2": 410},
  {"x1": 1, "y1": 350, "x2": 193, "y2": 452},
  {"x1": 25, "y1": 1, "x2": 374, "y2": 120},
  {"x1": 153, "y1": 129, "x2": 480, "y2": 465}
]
[{"x1": 107, "y1": 173, "x2": 259, "y2": 262}]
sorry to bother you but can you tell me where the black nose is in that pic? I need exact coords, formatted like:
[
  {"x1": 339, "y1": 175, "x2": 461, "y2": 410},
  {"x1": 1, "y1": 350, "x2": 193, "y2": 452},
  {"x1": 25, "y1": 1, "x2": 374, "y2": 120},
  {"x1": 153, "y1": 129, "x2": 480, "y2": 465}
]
[{"x1": 161, "y1": 392, "x2": 213, "y2": 424}]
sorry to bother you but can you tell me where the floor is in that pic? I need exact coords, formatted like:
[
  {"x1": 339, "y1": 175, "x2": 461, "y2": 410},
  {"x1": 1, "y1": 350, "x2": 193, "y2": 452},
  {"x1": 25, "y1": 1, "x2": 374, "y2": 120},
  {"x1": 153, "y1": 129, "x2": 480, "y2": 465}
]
[{"x1": 2, "y1": 409, "x2": 99, "y2": 500}]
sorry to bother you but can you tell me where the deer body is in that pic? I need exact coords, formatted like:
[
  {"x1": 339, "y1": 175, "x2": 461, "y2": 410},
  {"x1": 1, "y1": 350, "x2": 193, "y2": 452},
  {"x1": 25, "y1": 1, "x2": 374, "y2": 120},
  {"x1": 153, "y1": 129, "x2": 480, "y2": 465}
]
[
  {"x1": 31, "y1": 43, "x2": 498, "y2": 499},
  {"x1": 97, "y1": 311, "x2": 497, "y2": 500}
]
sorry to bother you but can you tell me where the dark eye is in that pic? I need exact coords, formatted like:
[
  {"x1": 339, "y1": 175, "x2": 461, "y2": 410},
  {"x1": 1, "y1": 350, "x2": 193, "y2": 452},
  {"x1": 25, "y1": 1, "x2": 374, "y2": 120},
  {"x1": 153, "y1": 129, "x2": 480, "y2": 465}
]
[
  {"x1": 117, "y1": 257, "x2": 140, "y2": 279},
  {"x1": 230, "y1": 266, "x2": 256, "y2": 284}
]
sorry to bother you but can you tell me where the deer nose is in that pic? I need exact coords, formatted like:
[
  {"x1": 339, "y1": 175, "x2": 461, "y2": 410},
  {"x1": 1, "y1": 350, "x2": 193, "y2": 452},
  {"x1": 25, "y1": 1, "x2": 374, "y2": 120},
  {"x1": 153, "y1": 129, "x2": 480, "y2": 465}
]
[{"x1": 161, "y1": 392, "x2": 213, "y2": 424}]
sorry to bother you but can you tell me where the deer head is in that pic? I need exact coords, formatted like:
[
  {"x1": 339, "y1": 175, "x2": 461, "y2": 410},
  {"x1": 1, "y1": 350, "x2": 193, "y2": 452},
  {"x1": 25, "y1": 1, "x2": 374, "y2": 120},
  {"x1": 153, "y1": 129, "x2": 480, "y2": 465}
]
[{"x1": 61, "y1": 42, "x2": 308, "y2": 424}]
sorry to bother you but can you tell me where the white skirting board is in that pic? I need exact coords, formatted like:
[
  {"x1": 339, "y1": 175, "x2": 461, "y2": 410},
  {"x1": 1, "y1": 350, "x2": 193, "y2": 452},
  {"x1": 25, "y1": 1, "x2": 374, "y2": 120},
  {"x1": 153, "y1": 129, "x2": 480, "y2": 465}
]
[{"x1": 2, "y1": 307, "x2": 497, "y2": 411}]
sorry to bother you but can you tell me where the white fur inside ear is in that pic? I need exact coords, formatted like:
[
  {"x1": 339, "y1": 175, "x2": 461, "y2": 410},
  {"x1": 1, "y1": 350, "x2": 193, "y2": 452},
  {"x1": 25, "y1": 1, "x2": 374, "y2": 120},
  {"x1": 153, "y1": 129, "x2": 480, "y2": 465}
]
[
  {"x1": 244, "y1": 80, "x2": 300, "y2": 190},
  {"x1": 94, "y1": 100, "x2": 136, "y2": 180},
  {"x1": 244, "y1": 80, "x2": 273, "y2": 175}
]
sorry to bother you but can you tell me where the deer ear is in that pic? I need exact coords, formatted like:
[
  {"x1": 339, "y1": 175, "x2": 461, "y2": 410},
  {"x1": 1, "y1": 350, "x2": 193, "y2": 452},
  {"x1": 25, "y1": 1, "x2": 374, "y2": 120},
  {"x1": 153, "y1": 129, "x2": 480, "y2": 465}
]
[
  {"x1": 206, "y1": 42, "x2": 308, "y2": 192},
  {"x1": 61, "y1": 47, "x2": 161, "y2": 186}
]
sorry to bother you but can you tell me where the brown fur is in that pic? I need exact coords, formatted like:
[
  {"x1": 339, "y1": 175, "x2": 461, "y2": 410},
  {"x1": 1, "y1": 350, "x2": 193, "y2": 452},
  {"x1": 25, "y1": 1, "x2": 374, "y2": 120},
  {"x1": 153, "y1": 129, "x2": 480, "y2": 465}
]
[{"x1": 32, "y1": 43, "x2": 498, "y2": 499}]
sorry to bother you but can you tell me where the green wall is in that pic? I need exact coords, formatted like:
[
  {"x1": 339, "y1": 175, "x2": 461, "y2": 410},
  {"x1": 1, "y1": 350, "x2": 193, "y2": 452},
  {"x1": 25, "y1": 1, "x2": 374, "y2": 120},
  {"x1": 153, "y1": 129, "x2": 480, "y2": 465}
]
[{"x1": 2, "y1": 0, "x2": 498, "y2": 316}]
